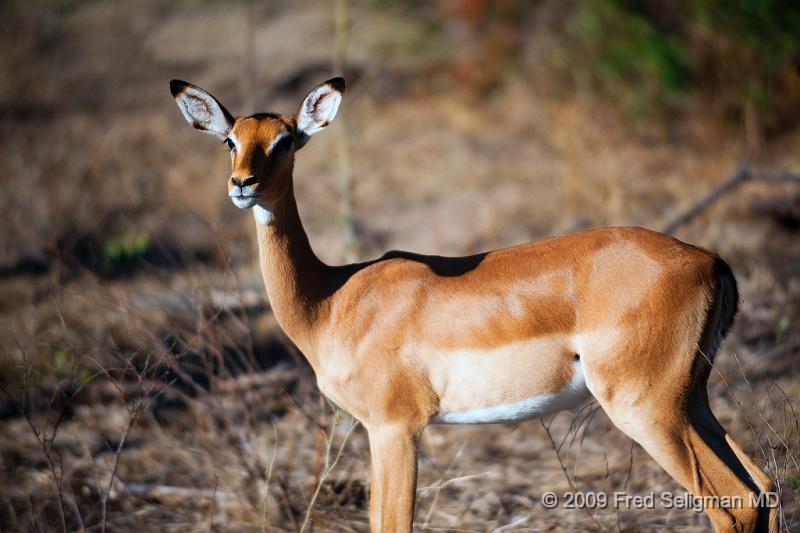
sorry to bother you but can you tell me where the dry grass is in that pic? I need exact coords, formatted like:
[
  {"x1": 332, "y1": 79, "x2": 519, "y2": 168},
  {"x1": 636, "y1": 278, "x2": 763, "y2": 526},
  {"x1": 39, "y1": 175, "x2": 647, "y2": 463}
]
[{"x1": 1, "y1": 1, "x2": 799, "y2": 531}]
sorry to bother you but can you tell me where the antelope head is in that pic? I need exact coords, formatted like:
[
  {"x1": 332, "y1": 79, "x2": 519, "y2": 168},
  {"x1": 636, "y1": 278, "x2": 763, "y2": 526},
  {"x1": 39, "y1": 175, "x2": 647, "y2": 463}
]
[{"x1": 169, "y1": 77, "x2": 345, "y2": 211}]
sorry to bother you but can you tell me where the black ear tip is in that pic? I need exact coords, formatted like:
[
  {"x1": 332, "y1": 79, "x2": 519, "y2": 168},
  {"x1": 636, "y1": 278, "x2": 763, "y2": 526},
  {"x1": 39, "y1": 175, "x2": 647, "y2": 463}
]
[
  {"x1": 170, "y1": 79, "x2": 188, "y2": 97},
  {"x1": 326, "y1": 77, "x2": 346, "y2": 93}
]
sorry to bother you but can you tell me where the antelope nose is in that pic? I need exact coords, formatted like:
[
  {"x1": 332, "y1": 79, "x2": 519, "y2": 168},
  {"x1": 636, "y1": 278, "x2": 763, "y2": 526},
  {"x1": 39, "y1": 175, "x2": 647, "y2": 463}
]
[{"x1": 231, "y1": 176, "x2": 257, "y2": 188}]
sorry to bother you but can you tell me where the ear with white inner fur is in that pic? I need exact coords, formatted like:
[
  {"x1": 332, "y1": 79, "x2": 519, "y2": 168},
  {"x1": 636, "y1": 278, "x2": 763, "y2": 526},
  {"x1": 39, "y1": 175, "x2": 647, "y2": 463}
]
[
  {"x1": 170, "y1": 79, "x2": 235, "y2": 140},
  {"x1": 295, "y1": 77, "x2": 345, "y2": 149}
]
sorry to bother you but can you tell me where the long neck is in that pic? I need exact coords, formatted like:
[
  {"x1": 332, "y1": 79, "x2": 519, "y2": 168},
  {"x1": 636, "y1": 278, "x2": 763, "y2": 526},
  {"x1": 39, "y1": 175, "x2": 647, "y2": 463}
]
[{"x1": 253, "y1": 187, "x2": 330, "y2": 358}]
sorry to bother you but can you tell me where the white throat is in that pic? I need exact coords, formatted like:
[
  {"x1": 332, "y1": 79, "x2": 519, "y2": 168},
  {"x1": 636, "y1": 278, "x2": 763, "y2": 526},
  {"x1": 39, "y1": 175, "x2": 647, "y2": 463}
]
[{"x1": 253, "y1": 204, "x2": 275, "y2": 225}]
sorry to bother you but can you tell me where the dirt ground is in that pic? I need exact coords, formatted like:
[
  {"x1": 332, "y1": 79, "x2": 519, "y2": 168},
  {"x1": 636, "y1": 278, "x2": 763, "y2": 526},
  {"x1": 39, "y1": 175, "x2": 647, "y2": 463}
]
[{"x1": 0, "y1": 1, "x2": 798, "y2": 531}]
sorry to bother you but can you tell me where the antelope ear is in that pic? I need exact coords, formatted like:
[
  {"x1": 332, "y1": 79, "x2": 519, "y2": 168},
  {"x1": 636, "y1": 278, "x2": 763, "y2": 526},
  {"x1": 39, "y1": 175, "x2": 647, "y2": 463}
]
[
  {"x1": 295, "y1": 77, "x2": 345, "y2": 148},
  {"x1": 170, "y1": 79, "x2": 234, "y2": 140}
]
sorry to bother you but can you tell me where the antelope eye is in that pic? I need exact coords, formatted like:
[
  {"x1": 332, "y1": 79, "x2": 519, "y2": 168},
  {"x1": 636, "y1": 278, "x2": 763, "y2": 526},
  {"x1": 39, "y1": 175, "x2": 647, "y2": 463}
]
[
  {"x1": 223, "y1": 138, "x2": 235, "y2": 150},
  {"x1": 274, "y1": 135, "x2": 293, "y2": 153}
]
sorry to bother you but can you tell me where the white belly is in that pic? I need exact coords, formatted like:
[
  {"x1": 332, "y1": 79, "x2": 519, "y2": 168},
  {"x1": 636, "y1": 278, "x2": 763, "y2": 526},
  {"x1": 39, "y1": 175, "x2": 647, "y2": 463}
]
[{"x1": 429, "y1": 360, "x2": 590, "y2": 425}]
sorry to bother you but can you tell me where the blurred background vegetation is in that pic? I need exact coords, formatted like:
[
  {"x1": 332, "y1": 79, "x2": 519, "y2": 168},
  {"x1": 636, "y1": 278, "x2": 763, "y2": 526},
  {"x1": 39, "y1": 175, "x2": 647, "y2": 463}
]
[
  {"x1": 562, "y1": 0, "x2": 800, "y2": 129},
  {"x1": 2, "y1": 0, "x2": 800, "y2": 277},
  {"x1": 0, "y1": 1, "x2": 798, "y2": 531}
]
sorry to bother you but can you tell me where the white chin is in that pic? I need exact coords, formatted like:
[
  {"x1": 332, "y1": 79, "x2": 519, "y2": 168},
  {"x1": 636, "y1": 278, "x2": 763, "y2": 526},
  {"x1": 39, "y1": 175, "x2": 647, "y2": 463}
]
[{"x1": 231, "y1": 196, "x2": 260, "y2": 209}]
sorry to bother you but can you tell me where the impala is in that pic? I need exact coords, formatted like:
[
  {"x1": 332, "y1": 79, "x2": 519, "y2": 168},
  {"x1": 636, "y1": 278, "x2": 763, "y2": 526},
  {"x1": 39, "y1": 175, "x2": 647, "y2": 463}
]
[{"x1": 170, "y1": 77, "x2": 776, "y2": 532}]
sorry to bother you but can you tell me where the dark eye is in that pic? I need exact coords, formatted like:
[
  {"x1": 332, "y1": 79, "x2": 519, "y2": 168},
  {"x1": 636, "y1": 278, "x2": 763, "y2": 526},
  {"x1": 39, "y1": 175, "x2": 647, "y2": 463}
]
[
  {"x1": 223, "y1": 138, "x2": 235, "y2": 150},
  {"x1": 274, "y1": 135, "x2": 293, "y2": 153}
]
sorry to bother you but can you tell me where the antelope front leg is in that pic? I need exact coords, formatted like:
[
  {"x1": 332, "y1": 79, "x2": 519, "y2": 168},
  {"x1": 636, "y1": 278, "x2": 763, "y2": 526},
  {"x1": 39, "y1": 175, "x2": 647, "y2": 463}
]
[{"x1": 367, "y1": 424, "x2": 421, "y2": 532}]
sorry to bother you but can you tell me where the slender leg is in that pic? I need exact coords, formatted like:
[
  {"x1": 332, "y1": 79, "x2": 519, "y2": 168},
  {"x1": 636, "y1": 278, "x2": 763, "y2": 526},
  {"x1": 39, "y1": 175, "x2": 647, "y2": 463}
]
[
  {"x1": 587, "y1": 376, "x2": 776, "y2": 533},
  {"x1": 367, "y1": 424, "x2": 421, "y2": 532},
  {"x1": 687, "y1": 390, "x2": 778, "y2": 533}
]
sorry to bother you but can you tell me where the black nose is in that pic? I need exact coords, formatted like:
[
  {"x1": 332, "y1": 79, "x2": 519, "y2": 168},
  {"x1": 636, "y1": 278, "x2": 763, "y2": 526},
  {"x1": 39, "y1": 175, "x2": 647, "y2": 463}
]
[{"x1": 231, "y1": 176, "x2": 257, "y2": 187}]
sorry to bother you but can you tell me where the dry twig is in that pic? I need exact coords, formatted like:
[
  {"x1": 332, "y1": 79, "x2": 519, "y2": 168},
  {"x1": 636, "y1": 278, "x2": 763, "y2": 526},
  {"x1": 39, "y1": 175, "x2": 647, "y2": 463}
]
[
  {"x1": 662, "y1": 161, "x2": 800, "y2": 234},
  {"x1": 300, "y1": 409, "x2": 360, "y2": 532}
]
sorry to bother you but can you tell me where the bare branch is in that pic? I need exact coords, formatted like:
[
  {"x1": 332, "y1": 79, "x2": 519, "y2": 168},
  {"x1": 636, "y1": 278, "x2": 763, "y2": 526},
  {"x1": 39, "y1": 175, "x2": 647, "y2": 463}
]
[
  {"x1": 662, "y1": 161, "x2": 800, "y2": 235},
  {"x1": 662, "y1": 160, "x2": 751, "y2": 235}
]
